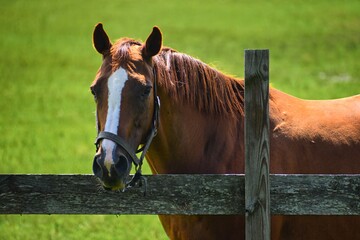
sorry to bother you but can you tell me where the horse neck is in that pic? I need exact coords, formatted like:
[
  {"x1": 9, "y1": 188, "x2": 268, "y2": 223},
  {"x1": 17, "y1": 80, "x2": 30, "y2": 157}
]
[{"x1": 146, "y1": 88, "x2": 245, "y2": 174}]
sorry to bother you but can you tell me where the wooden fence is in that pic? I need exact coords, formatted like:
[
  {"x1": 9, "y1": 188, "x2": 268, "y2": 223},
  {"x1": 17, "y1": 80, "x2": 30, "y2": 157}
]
[{"x1": 1, "y1": 50, "x2": 359, "y2": 240}]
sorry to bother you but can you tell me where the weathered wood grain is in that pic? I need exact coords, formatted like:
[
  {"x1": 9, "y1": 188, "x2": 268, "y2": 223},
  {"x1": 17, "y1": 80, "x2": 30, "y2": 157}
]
[
  {"x1": 244, "y1": 49, "x2": 270, "y2": 240},
  {"x1": 271, "y1": 174, "x2": 360, "y2": 215},
  {"x1": 0, "y1": 174, "x2": 244, "y2": 215},
  {"x1": 1, "y1": 174, "x2": 358, "y2": 215}
]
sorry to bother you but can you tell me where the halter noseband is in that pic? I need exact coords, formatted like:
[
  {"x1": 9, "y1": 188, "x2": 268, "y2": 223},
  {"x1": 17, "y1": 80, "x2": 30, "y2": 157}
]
[{"x1": 94, "y1": 67, "x2": 160, "y2": 190}]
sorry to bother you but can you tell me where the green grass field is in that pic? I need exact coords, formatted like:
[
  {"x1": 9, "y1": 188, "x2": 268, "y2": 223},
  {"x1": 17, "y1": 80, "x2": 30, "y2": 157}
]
[{"x1": 0, "y1": 0, "x2": 359, "y2": 239}]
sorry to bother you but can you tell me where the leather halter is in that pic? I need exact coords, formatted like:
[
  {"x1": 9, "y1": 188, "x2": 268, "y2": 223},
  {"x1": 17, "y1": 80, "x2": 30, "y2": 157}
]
[{"x1": 94, "y1": 67, "x2": 160, "y2": 189}]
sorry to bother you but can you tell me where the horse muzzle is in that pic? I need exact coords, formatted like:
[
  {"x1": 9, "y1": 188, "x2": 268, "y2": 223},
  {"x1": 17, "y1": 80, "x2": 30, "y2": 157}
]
[
  {"x1": 92, "y1": 149, "x2": 132, "y2": 191},
  {"x1": 92, "y1": 130, "x2": 156, "y2": 192}
]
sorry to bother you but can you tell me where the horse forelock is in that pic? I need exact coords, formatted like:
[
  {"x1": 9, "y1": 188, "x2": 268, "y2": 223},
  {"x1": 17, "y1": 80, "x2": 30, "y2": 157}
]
[
  {"x1": 109, "y1": 38, "x2": 245, "y2": 119},
  {"x1": 110, "y1": 38, "x2": 143, "y2": 71}
]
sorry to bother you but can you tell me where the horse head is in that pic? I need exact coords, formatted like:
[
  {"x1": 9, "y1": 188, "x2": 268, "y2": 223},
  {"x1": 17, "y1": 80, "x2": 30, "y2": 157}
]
[{"x1": 91, "y1": 23, "x2": 161, "y2": 191}]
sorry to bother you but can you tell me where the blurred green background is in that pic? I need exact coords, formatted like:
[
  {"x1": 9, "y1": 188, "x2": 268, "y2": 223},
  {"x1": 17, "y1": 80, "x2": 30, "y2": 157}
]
[{"x1": 0, "y1": 0, "x2": 359, "y2": 239}]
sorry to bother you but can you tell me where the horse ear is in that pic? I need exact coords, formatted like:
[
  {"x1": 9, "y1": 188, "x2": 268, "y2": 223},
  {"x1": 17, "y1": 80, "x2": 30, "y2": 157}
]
[
  {"x1": 93, "y1": 23, "x2": 111, "y2": 55},
  {"x1": 143, "y1": 26, "x2": 162, "y2": 59}
]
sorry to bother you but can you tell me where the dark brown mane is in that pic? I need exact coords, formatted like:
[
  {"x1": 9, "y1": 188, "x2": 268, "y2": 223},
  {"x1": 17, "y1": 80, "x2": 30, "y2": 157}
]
[
  {"x1": 111, "y1": 38, "x2": 245, "y2": 119},
  {"x1": 154, "y1": 48, "x2": 245, "y2": 119}
]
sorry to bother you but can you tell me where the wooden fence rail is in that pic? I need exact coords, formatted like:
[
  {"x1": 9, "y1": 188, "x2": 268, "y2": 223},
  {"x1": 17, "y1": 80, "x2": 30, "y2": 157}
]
[{"x1": 1, "y1": 174, "x2": 359, "y2": 215}]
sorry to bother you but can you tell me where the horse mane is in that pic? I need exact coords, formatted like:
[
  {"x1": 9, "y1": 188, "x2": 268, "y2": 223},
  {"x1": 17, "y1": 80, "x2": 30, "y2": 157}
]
[
  {"x1": 154, "y1": 48, "x2": 245, "y2": 119},
  {"x1": 111, "y1": 38, "x2": 245, "y2": 119}
]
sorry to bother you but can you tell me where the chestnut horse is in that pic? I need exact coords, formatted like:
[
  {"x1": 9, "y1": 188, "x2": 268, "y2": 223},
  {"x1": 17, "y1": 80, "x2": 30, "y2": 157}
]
[{"x1": 90, "y1": 24, "x2": 360, "y2": 239}]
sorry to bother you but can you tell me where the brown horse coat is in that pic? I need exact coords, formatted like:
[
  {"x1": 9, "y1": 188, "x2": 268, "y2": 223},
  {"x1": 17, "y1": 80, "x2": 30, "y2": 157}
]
[
  {"x1": 91, "y1": 24, "x2": 360, "y2": 240},
  {"x1": 148, "y1": 85, "x2": 360, "y2": 240}
]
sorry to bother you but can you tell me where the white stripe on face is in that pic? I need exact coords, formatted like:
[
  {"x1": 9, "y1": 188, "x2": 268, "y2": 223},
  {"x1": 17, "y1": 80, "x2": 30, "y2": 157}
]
[{"x1": 102, "y1": 67, "x2": 128, "y2": 174}]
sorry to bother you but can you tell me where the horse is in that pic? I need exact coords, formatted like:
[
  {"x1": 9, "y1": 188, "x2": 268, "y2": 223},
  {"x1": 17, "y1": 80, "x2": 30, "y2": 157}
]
[{"x1": 90, "y1": 23, "x2": 360, "y2": 239}]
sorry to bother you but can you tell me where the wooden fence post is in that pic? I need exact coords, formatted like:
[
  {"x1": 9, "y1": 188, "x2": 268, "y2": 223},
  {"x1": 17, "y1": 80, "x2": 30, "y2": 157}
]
[{"x1": 245, "y1": 49, "x2": 270, "y2": 240}]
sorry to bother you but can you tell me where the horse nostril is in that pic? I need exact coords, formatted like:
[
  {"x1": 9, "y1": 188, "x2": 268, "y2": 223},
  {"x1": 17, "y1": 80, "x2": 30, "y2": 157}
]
[
  {"x1": 114, "y1": 154, "x2": 131, "y2": 176},
  {"x1": 93, "y1": 154, "x2": 103, "y2": 179}
]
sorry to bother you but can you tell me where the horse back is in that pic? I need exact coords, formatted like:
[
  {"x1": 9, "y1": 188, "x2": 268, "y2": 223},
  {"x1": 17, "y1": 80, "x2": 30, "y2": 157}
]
[{"x1": 269, "y1": 90, "x2": 360, "y2": 174}]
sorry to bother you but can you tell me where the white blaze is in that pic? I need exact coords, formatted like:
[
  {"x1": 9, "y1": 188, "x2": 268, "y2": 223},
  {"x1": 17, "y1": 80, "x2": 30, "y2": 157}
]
[{"x1": 102, "y1": 67, "x2": 128, "y2": 174}]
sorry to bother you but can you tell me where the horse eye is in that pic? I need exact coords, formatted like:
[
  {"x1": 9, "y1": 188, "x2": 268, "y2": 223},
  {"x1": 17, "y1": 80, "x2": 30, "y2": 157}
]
[{"x1": 142, "y1": 86, "x2": 152, "y2": 97}]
